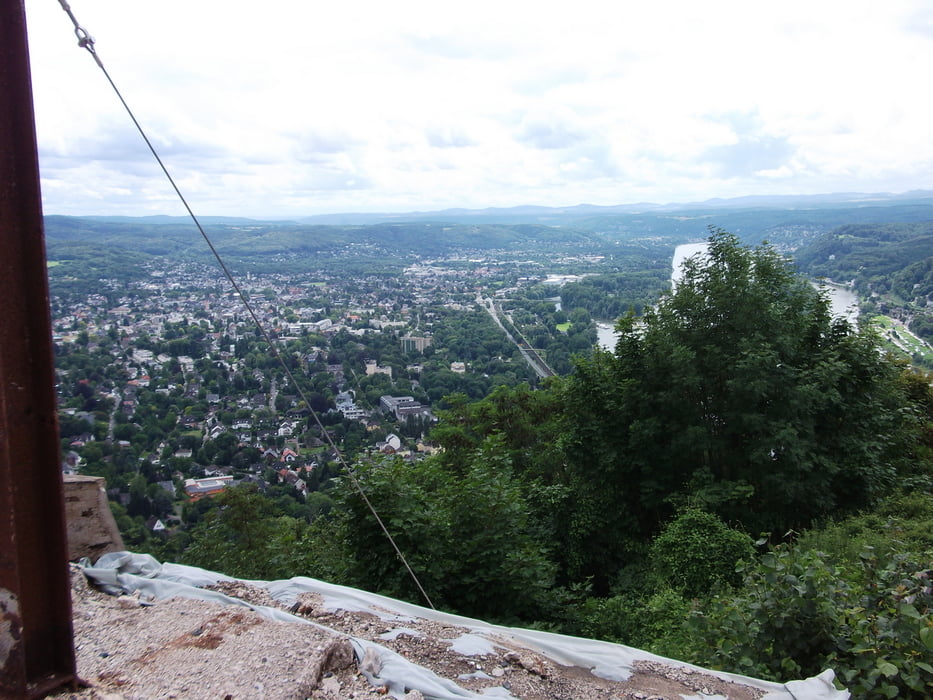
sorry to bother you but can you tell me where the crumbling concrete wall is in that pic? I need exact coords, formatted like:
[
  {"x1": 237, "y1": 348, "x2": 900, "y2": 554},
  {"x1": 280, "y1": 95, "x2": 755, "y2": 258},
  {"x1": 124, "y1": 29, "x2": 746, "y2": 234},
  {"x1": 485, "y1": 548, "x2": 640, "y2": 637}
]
[{"x1": 62, "y1": 475, "x2": 124, "y2": 561}]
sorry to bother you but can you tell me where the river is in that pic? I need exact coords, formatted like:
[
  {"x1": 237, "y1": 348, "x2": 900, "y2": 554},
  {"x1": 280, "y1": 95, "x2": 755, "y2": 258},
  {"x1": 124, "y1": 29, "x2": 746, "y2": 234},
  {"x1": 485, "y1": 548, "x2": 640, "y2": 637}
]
[
  {"x1": 596, "y1": 243, "x2": 859, "y2": 351},
  {"x1": 820, "y1": 282, "x2": 859, "y2": 321},
  {"x1": 671, "y1": 242, "x2": 710, "y2": 287},
  {"x1": 595, "y1": 323, "x2": 618, "y2": 351}
]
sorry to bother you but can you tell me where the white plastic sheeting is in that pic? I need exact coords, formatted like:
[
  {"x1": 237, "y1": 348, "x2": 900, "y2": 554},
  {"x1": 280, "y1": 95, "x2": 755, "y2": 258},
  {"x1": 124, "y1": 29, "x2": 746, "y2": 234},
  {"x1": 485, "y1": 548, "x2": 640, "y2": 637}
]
[{"x1": 82, "y1": 552, "x2": 849, "y2": 700}]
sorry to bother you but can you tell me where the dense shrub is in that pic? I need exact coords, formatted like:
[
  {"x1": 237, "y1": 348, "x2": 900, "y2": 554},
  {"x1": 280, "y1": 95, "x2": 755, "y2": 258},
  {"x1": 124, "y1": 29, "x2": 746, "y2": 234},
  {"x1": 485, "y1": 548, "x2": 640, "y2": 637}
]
[
  {"x1": 693, "y1": 545, "x2": 933, "y2": 698},
  {"x1": 796, "y1": 493, "x2": 933, "y2": 568},
  {"x1": 649, "y1": 507, "x2": 755, "y2": 598},
  {"x1": 573, "y1": 587, "x2": 698, "y2": 659}
]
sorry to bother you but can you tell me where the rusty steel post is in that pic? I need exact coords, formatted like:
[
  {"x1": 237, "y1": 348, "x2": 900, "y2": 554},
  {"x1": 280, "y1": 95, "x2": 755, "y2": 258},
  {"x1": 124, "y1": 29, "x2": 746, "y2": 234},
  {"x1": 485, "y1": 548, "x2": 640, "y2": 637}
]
[{"x1": 0, "y1": 1, "x2": 77, "y2": 697}]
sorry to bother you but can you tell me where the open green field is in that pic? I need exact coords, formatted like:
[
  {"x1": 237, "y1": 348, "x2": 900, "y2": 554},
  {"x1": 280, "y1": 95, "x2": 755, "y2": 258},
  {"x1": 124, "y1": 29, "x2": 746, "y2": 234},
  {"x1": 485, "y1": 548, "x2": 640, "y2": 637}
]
[{"x1": 870, "y1": 314, "x2": 933, "y2": 365}]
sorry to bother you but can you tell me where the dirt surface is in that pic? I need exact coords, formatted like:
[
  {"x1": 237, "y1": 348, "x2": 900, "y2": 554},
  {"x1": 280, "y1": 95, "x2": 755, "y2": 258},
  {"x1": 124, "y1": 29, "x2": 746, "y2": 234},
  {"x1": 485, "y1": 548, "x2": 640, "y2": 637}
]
[{"x1": 47, "y1": 566, "x2": 769, "y2": 700}]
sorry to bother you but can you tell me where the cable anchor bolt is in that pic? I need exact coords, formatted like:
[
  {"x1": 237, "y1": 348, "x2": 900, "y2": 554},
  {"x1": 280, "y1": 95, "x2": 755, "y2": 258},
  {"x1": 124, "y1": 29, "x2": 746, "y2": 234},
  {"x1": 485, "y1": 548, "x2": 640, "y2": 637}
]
[{"x1": 74, "y1": 26, "x2": 94, "y2": 50}]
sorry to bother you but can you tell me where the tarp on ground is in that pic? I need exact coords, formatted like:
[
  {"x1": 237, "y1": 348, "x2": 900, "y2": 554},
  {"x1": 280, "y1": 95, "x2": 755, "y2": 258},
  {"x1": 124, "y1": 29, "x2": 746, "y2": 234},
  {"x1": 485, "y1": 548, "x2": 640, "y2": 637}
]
[{"x1": 82, "y1": 552, "x2": 849, "y2": 700}]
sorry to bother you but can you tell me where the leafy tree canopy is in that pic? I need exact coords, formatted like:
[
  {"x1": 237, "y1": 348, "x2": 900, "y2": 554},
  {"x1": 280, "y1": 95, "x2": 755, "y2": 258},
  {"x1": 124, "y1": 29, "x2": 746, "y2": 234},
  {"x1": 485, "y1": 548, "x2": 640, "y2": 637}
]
[{"x1": 560, "y1": 229, "x2": 908, "y2": 586}]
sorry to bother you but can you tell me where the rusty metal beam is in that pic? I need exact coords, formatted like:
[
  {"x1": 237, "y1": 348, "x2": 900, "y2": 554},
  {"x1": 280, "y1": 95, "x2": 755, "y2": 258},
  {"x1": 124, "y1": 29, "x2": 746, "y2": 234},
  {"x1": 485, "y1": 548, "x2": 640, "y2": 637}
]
[{"x1": 0, "y1": 1, "x2": 77, "y2": 697}]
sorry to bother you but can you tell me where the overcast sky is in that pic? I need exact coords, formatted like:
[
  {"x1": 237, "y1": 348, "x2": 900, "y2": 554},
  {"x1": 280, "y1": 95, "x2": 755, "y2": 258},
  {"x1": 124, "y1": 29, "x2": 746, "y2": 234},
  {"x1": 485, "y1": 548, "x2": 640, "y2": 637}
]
[{"x1": 24, "y1": 0, "x2": 933, "y2": 218}]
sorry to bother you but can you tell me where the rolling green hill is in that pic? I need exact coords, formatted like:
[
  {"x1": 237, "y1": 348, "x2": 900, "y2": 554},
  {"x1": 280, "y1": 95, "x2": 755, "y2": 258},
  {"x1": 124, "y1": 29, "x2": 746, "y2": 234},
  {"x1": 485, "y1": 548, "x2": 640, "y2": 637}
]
[{"x1": 794, "y1": 221, "x2": 933, "y2": 346}]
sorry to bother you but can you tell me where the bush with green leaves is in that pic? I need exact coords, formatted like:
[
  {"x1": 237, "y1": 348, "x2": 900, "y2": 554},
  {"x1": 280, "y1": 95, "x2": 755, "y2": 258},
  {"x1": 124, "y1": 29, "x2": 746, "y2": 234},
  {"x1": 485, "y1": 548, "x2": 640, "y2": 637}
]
[
  {"x1": 572, "y1": 587, "x2": 700, "y2": 660},
  {"x1": 795, "y1": 492, "x2": 933, "y2": 573},
  {"x1": 336, "y1": 438, "x2": 557, "y2": 620},
  {"x1": 693, "y1": 544, "x2": 933, "y2": 698},
  {"x1": 561, "y1": 230, "x2": 910, "y2": 590},
  {"x1": 649, "y1": 507, "x2": 755, "y2": 598},
  {"x1": 831, "y1": 549, "x2": 933, "y2": 698},
  {"x1": 181, "y1": 483, "x2": 343, "y2": 581}
]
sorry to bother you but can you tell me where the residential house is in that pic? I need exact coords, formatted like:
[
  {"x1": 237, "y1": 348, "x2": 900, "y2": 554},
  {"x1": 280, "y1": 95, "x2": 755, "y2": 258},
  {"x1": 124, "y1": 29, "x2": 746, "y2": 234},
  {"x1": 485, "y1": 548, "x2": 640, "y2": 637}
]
[
  {"x1": 377, "y1": 433, "x2": 403, "y2": 454},
  {"x1": 276, "y1": 468, "x2": 308, "y2": 499}
]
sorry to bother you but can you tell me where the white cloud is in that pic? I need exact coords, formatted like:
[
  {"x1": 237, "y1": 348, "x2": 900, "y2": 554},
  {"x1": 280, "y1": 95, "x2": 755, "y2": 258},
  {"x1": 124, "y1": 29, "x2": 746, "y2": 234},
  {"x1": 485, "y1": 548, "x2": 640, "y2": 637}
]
[{"x1": 23, "y1": 0, "x2": 933, "y2": 216}]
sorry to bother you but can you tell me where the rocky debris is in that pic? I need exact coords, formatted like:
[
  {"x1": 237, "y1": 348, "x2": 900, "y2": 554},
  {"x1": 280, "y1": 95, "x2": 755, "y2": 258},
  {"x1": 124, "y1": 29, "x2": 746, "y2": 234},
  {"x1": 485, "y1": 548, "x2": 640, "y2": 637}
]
[
  {"x1": 272, "y1": 582, "x2": 767, "y2": 700},
  {"x1": 503, "y1": 650, "x2": 550, "y2": 678},
  {"x1": 205, "y1": 579, "x2": 282, "y2": 609},
  {"x1": 47, "y1": 567, "x2": 769, "y2": 700},
  {"x1": 621, "y1": 660, "x2": 768, "y2": 700},
  {"x1": 46, "y1": 567, "x2": 365, "y2": 700},
  {"x1": 290, "y1": 591, "x2": 329, "y2": 617}
]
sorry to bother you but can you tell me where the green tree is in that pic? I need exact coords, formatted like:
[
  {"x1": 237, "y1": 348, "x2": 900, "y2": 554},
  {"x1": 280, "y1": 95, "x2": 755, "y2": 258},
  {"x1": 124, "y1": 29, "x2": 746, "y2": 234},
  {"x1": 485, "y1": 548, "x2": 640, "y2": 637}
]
[
  {"x1": 561, "y1": 229, "x2": 908, "y2": 588},
  {"x1": 337, "y1": 442, "x2": 556, "y2": 620},
  {"x1": 181, "y1": 484, "x2": 315, "y2": 580}
]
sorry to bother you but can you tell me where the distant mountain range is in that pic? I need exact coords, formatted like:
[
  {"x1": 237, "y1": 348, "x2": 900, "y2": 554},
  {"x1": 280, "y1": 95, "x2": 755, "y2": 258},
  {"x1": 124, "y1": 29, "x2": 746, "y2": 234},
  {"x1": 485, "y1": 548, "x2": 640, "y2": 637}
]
[
  {"x1": 292, "y1": 191, "x2": 933, "y2": 226},
  {"x1": 67, "y1": 191, "x2": 933, "y2": 228},
  {"x1": 44, "y1": 191, "x2": 933, "y2": 264}
]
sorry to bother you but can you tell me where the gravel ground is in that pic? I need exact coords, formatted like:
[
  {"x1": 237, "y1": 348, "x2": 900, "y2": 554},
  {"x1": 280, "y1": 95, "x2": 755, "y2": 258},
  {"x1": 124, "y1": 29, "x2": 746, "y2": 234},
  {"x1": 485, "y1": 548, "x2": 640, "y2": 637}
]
[{"x1": 44, "y1": 566, "x2": 768, "y2": 700}]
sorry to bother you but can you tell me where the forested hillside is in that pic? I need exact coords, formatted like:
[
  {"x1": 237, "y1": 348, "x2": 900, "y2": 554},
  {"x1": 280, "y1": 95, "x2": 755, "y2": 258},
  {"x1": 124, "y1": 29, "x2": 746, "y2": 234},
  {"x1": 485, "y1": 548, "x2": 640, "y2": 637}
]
[
  {"x1": 795, "y1": 221, "x2": 933, "y2": 343},
  {"x1": 795, "y1": 222, "x2": 933, "y2": 283},
  {"x1": 171, "y1": 232, "x2": 932, "y2": 698},
  {"x1": 293, "y1": 193, "x2": 933, "y2": 253},
  {"x1": 44, "y1": 216, "x2": 606, "y2": 264},
  {"x1": 45, "y1": 192, "x2": 933, "y2": 266}
]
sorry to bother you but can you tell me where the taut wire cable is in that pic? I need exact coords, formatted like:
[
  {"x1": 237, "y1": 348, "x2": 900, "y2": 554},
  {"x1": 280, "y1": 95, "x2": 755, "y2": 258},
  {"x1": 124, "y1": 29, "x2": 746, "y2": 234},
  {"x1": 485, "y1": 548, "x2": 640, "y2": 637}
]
[{"x1": 54, "y1": 0, "x2": 436, "y2": 611}]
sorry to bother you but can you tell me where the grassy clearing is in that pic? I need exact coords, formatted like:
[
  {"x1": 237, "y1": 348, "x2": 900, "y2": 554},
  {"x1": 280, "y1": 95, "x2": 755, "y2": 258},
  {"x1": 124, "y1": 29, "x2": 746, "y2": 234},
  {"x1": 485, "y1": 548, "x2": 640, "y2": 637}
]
[{"x1": 870, "y1": 314, "x2": 933, "y2": 365}]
